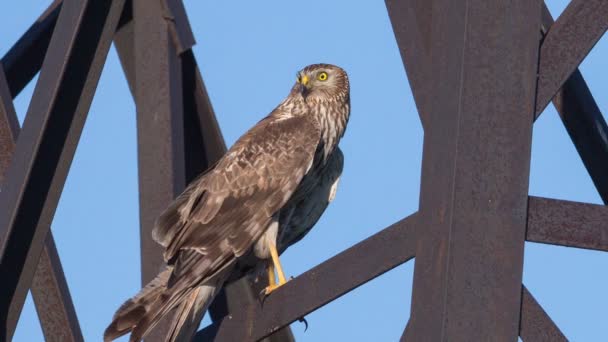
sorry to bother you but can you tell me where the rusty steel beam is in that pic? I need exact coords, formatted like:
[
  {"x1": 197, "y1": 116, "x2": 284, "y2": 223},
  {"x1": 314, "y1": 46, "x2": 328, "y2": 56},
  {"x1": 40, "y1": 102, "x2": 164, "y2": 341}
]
[
  {"x1": 180, "y1": 50, "x2": 226, "y2": 182},
  {"x1": 406, "y1": 0, "x2": 540, "y2": 340},
  {"x1": 399, "y1": 320, "x2": 411, "y2": 342},
  {"x1": 132, "y1": 0, "x2": 186, "y2": 289},
  {"x1": 552, "y1": 70, "x2": 608, "y2": 203},
  {"x1": 114, "y1": 0, "x2": 135, "y2": 93},
  {"x1": 130, "y1": 0, "x2": 188, "y2": 339},
  {"x1": 195, "y1": 214, "x2": 419, "y2": 342},
  {"x1": 535, "y1": 0, "x2": 608, "y2": 117},
  {"x1": 519, "y1": 286, "x2": 568, "y2": 342},
  {"x1": 527, "y1": 196, "x2": 608, "y2": 252},
  {"x1": 1, "y1": 1, "x2": 62, "y2": 98},
  {"x1": 385, "y1": 0, "x2": 431, "y2": 129},
  {"x1": 0, "y1": 0, "x2": 126, "y2": 339},
  {"x1": 31, "y1": 235, "x2": 84, "y2": 342},
  {"x1": 0, "y1": 67, "x2": 19, "y2": 179},
  {"x1": 0, "y1": 65, "x2": 83, "y2": 342},
  {"x1": 538, "y1": 6, "x2": 608, "y2": 204},
  {"x1": 122, "y1": 0, "x2": 226, "y2": 178},
  {"x1": 161, "y1": 0, "x2": 196, "y2": 55}
]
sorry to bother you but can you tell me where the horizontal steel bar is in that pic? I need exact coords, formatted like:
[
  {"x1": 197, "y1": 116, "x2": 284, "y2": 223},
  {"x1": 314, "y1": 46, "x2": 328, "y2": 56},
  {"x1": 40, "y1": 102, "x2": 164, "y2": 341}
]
[
  {"x1": 535, "y1": 0, "x2": 608, "y2": 117},
  {"x1": 195, "y1": 214, "x2": 419, "y2": 342},
  {"x1": 0, "y1": 0, "x2": 126, "y2": 339},
  {"x1": 519, "y1": 286, "x2": 567, "y2": 341},
  {"x1": 527, "y1": 196, "x2": 608, "y2": 251},
  {"x1": 1, "y1": 1, "x2": 62, "y2": 98}
]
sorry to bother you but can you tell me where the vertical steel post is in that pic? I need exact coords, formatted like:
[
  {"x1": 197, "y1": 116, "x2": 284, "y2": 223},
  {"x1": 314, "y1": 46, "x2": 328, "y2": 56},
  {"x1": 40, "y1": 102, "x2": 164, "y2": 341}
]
[{"x1": 407, "y1": 1, "x2": 541, "y2": 340}]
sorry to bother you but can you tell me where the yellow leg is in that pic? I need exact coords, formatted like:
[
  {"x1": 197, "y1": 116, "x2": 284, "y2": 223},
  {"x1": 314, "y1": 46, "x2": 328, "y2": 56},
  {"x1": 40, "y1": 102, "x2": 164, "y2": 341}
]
[
  {"x1": 264, "y1": 243, "x2": 289, "y2": 295},
  {"x1": 270, "y1": 243, "x2": 287, "y2": 284},
  {"x1": 267, "y1": 262, "x2": 276, "y2": 287}
]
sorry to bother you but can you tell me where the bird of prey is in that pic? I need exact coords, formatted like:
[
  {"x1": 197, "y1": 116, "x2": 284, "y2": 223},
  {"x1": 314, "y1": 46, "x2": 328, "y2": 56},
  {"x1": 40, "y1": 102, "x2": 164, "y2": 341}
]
[{"x1": 104, "y1": 63, "x2": 350, "y2": 342}]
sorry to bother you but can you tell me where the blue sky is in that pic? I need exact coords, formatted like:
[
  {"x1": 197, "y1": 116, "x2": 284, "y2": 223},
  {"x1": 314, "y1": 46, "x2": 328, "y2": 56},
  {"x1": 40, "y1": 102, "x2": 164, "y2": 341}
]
[{"x1": 1, "y1": 1, "x2": 606, "y2": 341}]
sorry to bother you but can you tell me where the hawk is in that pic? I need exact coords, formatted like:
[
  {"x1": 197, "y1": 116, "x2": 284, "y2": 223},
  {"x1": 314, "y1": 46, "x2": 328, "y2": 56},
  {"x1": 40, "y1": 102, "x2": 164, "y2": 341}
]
[{"x1": 104, "y1": 63, "x2": 350, "y2": 342}]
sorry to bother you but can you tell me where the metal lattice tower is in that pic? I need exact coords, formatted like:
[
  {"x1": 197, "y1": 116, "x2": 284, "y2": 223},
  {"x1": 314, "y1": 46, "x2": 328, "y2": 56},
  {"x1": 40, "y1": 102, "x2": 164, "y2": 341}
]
[{"x1": 0, "y1": 0, "x2": 607, "y2": 341}]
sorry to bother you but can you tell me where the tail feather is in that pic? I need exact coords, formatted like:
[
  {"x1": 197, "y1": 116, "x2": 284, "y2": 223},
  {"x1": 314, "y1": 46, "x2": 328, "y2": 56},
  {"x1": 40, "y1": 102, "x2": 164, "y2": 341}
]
[
  {"x1": 128, "y1": 286, "x2": 196, "y2": 342},
  {"x1": 164, "y1": 283, "x2": 219, "y2": 342},
  {"x1": 165, "y1": 287, "x2": 203, "y2": 342},
  {"x1": 163, "y1": 265, "x2": 230, "y2": 342},
  {"x1": 105, "y1": 264, "x2": 231, "y2": 342},
  {"x1": 104, "y1": 268, "x2": 173, "y2": 342}
]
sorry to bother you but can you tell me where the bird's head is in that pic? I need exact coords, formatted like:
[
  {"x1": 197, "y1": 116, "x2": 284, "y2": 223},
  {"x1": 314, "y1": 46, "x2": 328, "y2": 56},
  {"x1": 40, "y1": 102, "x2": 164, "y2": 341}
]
[{"x1": 293, "y1": 63, "x2": 349, "y2": 101}]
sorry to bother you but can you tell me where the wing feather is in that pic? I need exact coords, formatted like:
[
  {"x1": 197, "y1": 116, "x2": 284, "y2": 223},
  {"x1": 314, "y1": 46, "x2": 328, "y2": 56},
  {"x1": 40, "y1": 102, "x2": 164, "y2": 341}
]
[
  {"x1": 278, "y1": 147, "x2": 344, "y2": 252},
  {"x1": 153, "y1": 114, "x2": 321, "y2": 283}
]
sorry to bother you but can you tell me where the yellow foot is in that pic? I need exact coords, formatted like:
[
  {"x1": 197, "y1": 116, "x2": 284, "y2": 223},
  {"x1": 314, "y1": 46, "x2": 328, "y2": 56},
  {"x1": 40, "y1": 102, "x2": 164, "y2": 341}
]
[{"x1": 263, "y1": 278, "x2": 290, "y2": 296}]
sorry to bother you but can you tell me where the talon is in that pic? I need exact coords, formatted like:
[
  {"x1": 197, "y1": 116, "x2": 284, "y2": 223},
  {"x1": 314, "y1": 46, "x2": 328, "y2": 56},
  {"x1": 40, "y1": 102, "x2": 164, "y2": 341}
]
[
  {"x1": 298, "y1": 317, "x2": 309, "y2": 331},
  {"x1": 259, "y1": 288, "x2": 268, "y2": 304},
  {"x1": 263, "y1": 277, "x2": 290, "y2": 296},
  {"x1": 263, "y1": 283, "x2": 282, "y2": 296}
]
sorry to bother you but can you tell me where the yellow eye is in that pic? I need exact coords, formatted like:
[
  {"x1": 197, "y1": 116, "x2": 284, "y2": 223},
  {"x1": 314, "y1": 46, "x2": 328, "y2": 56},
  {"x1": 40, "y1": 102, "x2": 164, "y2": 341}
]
[{"x1": 317, "y1": 72, "x2": 328, "y2": 81}]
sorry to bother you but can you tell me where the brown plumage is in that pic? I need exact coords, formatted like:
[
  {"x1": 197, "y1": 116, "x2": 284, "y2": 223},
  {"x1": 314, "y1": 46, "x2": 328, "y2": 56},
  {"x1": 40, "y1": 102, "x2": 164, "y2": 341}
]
[{"x1": 104, "y1": 63, "x2": 350, "y2": 342}]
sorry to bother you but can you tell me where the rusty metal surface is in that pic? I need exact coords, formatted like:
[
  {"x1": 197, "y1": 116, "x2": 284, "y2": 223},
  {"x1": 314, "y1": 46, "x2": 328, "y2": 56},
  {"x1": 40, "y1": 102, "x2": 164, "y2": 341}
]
[
  {"x1": 552, "y1": 70, "x2": 608, "y2": 203},
  {"x1": 0, "y1": 65, "x2": 83, "y2": 342},
  {"x1": 537, "y1": 3, "x2": 608, "y2": 222},
  {"x1": 1, "y1": 1, "x2": 62, "y2": 98},
  {"x1": 31, "y1": 235, "x2": 84, "y2": 342},
  {"x1": 181, "y1": 50, "x2": 226, "y2": 181},
  {"x1": 195, "y1": 214, "x2": 419, "y2": 342},
  {"x1": 0, "y1": 67, "x2": 19, "y2": 182},
  {"x1": 539, "y1": 4, "x2": 608, "y2": 205},
  {"x1": 208, "y1": 278, "x2": 295, "y2": 342},
  {"x1": 406, "y1": 0, "x2": 540, "y2": 340},
  {"x1": 0, "y1": 0, "x2": 126, "y2": 339},
  {"x1": 162, "y1": 0, "x2": 196, "y2": 54},
  {"x1": 384, "y1": 0, "x2": 431, "y2": 129},
  {"x1": 535, "y1": 0, "x2": 608, "y2": 117},
  {"x1": 399, "y1": 320, "x2": 411, "y2": 342},
  {"x1": 131, "y1": 0, "x2": 187, "y2": 339},
  {"x1": 132, "y1": 0, "x2": 185, "y2": 288},
  {"x1": 527, "y1": 196, "x2": 608, "y2": 251},
  {"x1": 114, "y1": 0, "x2": 135, "y2": 94},
  {"x1": 520, "y1": 286, "x2": 568, "y2": 341}
]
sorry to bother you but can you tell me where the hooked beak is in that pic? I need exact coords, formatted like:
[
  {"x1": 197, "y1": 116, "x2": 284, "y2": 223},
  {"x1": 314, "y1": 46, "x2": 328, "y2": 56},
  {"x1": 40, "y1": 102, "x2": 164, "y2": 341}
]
[{"x1": 298, "y1": 74, "x2": 310, "y2": 95}]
